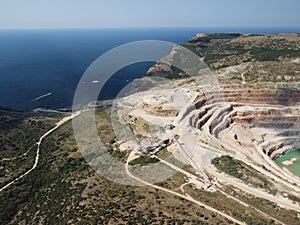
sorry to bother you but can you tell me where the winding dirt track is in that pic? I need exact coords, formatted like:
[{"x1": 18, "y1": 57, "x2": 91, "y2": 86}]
[
  {"x1": 125, "y1": 152, "x2": 246, "y2": 225},
  {"x1": 0, "y1": 109, "x2": 245, "y2": 224},
  {"x1": 0, "y1": 112, "x2": 80, "y2": 192},
  {"x1": 154, "y1": 155, "x2": 286, "y2": 224}
]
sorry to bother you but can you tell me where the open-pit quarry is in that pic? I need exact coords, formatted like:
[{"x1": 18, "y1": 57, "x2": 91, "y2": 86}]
[
  {"x1": 1, "y1": 32, "x2": 300, "y2": 224},
  {"x1": 112, "y1": 33, "x2": 300, "y2": 219},
  {"x1": 112, "y1": 74, "x2": 300, "y2": 212}
]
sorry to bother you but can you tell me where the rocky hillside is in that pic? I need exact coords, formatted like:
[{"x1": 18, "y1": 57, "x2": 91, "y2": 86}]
[
  {"x1": 147, "y1": 33, "x2": 300, "y2": 82},
  {"x1": 1, "y1": 33, "x2": 300, "y2": 225}
]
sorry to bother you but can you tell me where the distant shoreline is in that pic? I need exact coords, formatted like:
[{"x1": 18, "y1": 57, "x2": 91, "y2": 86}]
[
  {"x1": 0, "y1": 27, "x2": 300, "y2": 33},
  {"x1": 1, "y1": 29, "x2": 299, "y2": 111}
]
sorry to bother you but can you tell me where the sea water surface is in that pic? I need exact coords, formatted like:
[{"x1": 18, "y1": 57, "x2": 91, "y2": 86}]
[{"x1": 0, "y1": 27, "x2": 299, "y2": 111}]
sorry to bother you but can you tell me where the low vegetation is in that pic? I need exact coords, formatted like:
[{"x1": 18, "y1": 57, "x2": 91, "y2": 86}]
[
  {"x1": 0, "y1": 109, "x2": 232, "y2": 224},
  {"x1": 224, "y1": 185, "x2": 300, "y2": 225},
  {"x1": 129, "y1": 154, "x2": 159, "y2": 166},
  {"x1": 185, "y1": 185, "x2": 276, "y2": 225},
  {"x1": 211, "y1": 155, "x2": 276, "y2": 193},
  {"x1": 148, "y1": 33, "x2": 300, "y2": 77}
]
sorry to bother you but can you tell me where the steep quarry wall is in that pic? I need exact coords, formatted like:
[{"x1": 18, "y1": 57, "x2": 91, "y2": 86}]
[{"x1": 190, "y1": 84, "x2": 300, "y2": 160}]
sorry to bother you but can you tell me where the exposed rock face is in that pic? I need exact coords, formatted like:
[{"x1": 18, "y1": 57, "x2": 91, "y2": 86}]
[
  {"x1": 190, "y1": 85, "x2": 300, "y2": 158},
  {"x1": 109, "y1": 34, "x2": 300, "y2": 216},
  {"x1": 145, "y1": 33, "x2": 300, "y2": 181},
  {"x1": 147, "y1": 33, "x2": 300, "y2": 78}
]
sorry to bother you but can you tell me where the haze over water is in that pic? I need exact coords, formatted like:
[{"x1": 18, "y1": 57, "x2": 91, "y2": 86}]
[{"x1": 0, "y1": 27, "x2": 298, "y2": 111}]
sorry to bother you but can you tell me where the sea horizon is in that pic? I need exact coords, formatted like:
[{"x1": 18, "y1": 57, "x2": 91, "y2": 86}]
[
  {"x1": 0, "y1": 27, "x2": 299, "y2": 111},
  {"x1": 1, "y1": 26, "x2": 300, "y2": 33}
]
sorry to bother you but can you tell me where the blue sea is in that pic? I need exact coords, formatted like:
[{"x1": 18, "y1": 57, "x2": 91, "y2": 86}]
[{"x1": 0, "y1": 27, "x2": 299, "y2": 111}]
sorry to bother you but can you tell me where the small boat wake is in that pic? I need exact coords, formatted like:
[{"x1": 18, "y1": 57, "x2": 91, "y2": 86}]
[{"x1": 28, "y1": 92, "x2": 52, "y2": 103}]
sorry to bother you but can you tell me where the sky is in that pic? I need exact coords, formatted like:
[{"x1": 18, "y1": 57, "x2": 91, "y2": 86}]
[{"x1": 0, "y1": 0, "x2": 299, "y2": 29}]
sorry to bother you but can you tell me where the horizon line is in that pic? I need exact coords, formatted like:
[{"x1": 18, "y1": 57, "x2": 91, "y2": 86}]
[{"x1": 0, "y1": 26, "x2": 300, "y2": 31}]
